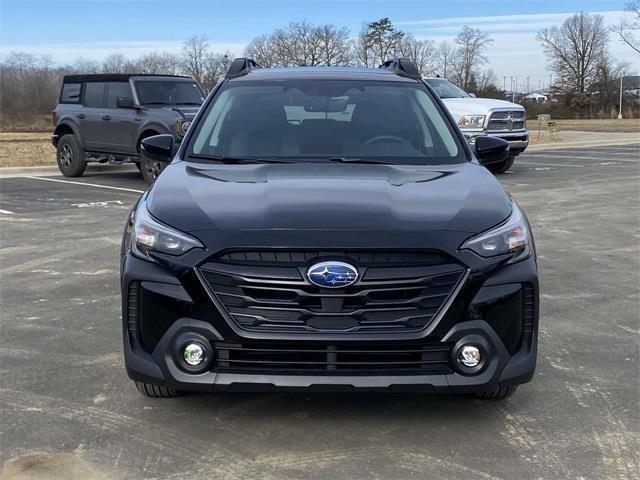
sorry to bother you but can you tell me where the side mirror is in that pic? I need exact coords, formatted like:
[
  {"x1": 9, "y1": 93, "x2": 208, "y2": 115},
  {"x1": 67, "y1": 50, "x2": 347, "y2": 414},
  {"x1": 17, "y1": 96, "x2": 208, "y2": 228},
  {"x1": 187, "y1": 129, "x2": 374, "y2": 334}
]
[
  {"x1": 475, "y1": 136, "x2": 509, "y2": 165},
  {"x1": 117, "y1": 96, "x2": 134, "y2": 108},
  {"x1": 468, "y1": 92, "x2": 476, "y2": 98},
  {"x1": 141, "y1": 134, "x2": 174, "y2": 163}
]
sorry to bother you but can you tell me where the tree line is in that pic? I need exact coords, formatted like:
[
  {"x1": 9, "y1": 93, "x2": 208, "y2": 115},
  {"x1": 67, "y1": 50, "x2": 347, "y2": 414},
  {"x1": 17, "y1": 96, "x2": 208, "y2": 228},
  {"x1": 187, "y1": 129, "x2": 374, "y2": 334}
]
[
  {"x1": 0, "y1": 17, "x2": 499, "y2": 129},
  {"x1": 1, "y1": 11, "x2": 637, "y2": 129}
]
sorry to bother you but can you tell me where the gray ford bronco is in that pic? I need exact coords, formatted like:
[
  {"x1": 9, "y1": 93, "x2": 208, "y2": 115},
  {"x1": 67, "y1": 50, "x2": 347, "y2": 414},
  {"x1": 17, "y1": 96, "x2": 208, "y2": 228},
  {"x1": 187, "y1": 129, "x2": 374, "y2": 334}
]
[{"x1": 52, "y1": 74, "x2": 205, "y2": 183}]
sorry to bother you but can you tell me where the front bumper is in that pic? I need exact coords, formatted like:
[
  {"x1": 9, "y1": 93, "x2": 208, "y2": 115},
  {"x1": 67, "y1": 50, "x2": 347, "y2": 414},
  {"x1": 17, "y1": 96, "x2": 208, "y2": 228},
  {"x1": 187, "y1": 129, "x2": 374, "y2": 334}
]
[
  {"x1": 463, "y1": 131, "x2": 529, "y2": 155},
  {"x1": 121, "y1": 249, "x2": 539, "y2": 393}
]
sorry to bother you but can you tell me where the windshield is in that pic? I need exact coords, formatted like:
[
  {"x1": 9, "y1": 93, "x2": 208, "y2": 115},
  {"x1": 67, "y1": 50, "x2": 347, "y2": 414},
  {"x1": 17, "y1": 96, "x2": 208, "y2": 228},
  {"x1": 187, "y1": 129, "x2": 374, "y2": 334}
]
[
  {"x1": 425, "y1": 79, "x2": 470, "y2": 99},
  {"x1": 135, "y1": 80, "x2": 205, "y2": 105},
  {"x1": 187, "y1": 80, "x2": 466, "y2": 165}
]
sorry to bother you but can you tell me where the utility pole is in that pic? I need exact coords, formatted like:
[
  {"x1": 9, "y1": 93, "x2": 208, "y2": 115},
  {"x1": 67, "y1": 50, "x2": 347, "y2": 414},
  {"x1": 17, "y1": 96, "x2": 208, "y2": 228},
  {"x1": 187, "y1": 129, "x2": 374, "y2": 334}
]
[
  {"x1": 618, "y1": 76, "x2": 624, "y2": 119},
  {"x1": 503, "y1": 76, "x2": 506, "y2": 92},
  {"x1": 526, "y1": 76, "x2": 530, "y2": 94}
]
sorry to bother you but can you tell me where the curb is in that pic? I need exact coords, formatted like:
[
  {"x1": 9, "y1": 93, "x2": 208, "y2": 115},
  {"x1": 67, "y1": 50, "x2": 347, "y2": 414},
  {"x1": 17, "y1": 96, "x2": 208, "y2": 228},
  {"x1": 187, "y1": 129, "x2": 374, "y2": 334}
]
[{"x1": 0, "y1": 164, "x2": 137, "y2": 178}]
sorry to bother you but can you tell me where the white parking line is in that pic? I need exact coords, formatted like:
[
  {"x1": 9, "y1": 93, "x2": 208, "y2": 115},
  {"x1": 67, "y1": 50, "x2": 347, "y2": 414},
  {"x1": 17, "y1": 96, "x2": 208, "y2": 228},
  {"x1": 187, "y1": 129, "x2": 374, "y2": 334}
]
[
  {"x1": 0, "y1": 209, "x2": 14, "y2": 214},
  {"x1": 518, "y1": 161, "x2": 584, "y2": 168},
  {"x1": 23, "y1": 176, "x2": 144, "y2": 194}
]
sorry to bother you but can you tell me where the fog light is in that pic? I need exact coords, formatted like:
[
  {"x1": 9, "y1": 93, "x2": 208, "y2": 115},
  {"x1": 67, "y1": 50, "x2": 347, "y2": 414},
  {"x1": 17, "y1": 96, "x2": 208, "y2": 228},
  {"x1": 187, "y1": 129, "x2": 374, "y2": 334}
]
[
  {"x1": 458, "y1": 345, "x2": 481, "y2": 368},
  {"x1": 183, "y1": 343, "x2": 205, "y2": 366}
]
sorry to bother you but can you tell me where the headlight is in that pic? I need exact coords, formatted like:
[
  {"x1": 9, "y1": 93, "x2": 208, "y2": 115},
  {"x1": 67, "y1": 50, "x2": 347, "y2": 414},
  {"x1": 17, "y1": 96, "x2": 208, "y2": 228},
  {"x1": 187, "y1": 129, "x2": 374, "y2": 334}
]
[
  {"x1": 178, "y1": 120, "x2": 191, "y2": 136},
  {"x1": 131, "y1": 203, "x2": 203, "y2": 261},
  {"x1": 460, "y1": 201, "x2": 531, "y2": 262},
  {"x1": 458, "y1": 115, "x2": 486, "y2": 129}
]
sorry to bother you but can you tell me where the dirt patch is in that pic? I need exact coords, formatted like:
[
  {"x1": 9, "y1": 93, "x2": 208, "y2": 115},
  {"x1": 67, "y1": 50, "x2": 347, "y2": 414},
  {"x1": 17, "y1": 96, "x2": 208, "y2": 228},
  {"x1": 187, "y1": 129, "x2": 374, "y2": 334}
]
[
  {"x1": 1, "y1": 452, "x2": 119, "y2": 480},
  {"x1": 0, "y1": 132, "x2": 55, "y2": 167}
]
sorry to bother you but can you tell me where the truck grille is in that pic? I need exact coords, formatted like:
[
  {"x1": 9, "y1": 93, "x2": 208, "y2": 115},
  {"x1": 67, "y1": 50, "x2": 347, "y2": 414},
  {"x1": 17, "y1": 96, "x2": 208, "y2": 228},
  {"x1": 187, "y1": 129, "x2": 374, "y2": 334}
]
[
  {"x1": 487, "y1": 110, "x2": 526, "y2": 132},
  {"x1": 198, "y1": 250, "x2": 467, "y2": 334},
  {"x1": 213, "y1": 341, "x2": 453, "y2": 374}
]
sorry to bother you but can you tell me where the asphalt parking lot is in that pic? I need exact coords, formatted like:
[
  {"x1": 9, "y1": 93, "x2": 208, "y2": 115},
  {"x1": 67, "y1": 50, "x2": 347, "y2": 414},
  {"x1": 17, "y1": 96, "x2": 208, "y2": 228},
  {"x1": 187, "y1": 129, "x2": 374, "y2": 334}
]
[{"x1": 1, "y1": 144, "x2": 639, "y2": 480}]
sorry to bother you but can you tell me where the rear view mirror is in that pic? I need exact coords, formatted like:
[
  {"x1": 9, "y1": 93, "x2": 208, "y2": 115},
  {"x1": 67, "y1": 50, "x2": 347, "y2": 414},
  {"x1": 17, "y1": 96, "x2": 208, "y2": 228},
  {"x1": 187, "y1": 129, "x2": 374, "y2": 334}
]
[
  {"x1": 117, "y1": 96, "x2": 134, "y2": 108},
  {"x1": 475, "y1": 136, "x2": 509, "y2": 165},
  {"x1": 141, "y1": 134, "x2": 174, "y2": 162}
]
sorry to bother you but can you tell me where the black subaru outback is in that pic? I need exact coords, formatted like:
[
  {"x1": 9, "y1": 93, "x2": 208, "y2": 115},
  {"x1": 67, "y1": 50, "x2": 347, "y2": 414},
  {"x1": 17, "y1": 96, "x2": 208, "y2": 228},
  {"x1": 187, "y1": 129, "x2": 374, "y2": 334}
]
[
  {"x1": 52, "y1": 74, "x2": 205, "y2": 183},
  {"x1": 122, "y1": 59, "x2": 539, "y2": 399}
]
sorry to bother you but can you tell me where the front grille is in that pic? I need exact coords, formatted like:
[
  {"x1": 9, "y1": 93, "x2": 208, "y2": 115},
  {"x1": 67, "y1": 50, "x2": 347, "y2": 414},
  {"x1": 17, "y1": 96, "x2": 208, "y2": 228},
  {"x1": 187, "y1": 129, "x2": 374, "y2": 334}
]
[
  {"x1": 214, "y1": 341, "x2": 452, "y2": 374},
  {"x1": 198, "y1": 250, "x2": 467, "y2": 334},
  {"x1": 216, "y1": 249, "x2": 451, "y2": 267},
  {"x1": 487, "y1": 110, "x2": 526, "y2": 132}
]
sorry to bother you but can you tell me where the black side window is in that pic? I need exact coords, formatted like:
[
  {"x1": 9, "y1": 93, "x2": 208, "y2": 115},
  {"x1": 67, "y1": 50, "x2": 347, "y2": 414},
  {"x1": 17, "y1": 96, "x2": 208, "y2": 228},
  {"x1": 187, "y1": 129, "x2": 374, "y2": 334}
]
[
  {"x1": 84, "y1": 82, "x2": 106, "y2": 108},
  {"x1": 106, "y1": 82, "x2": 132, "y2": 108},
  {"x1": 60, "y1": 83, "x2": 81, "y2": 103}
]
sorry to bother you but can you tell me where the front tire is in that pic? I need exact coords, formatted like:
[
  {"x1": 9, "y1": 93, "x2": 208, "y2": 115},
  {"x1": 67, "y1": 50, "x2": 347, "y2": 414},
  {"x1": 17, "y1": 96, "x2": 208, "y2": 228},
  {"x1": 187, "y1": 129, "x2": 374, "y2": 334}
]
[
  {"x1": 139, "y1": 155, "x2": 167, "y2": 185},
  {"x1": 487, "y1": 155, "x2": 515, "y2": 174},
  {"x1": 56, "y1": 134, "x2": 87, "y2": 177},
  {"x1": 134, "y1": 381, "x2": 179, "y2": 398}
]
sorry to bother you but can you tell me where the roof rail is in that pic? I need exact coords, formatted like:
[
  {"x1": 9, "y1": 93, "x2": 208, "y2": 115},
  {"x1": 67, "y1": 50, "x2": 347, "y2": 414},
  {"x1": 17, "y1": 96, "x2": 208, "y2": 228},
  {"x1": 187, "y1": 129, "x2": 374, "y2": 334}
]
[
  {"x1": 379, "y1": 58, "x2": 421, "y2": 80},
  {"x1": 226, "y1": 58, "x2": 260, "y2": 79}
]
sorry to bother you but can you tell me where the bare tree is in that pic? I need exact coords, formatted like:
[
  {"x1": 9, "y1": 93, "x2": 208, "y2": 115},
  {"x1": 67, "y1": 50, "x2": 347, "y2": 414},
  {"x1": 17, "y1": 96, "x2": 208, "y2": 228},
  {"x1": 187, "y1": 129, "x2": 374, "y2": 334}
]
[
  {"x1": 0, "y1": 52, "x2": 61, "y2": 123},
  {"x1": 246, "y1": 21, "x2": 351, "y2": 67},
  {"x1": 182, "y1": 35, "x2": 209, "y2": 84},
  {"x1": 353, "y1": 27, "x2": 375, "y2": 67},
  {"x1": 315, "y1": 24, "x2": 351, "y2": 66},
  {"x1": 612, "y1": 0, "x2": 640, "y2": 54},
  {"x1": 137, "y1": 52, "x2": 181, "y2": 75},
  {"x1": 397, "y1": 34, "x2": 436, "y2": 76},
  {"x1": 245, "y1": 34, "x2": 278, "y2": 67},
  {"x1": 474, "y1": 69, "x2": 501, "y2": 97},
  {"x1": 201, "y1": 52, "x2": 231, "y2": 89},
  {"x1": 435, "y1": 41, "x2": 455, "y2": 78},
  {"x1": 71, "y1": 58, "x2": 100, "y2": 74},
  {"x1": 591, "y1": 56, "x2": 631, "y2": 115},
  {"x1": 101, "y1": 53, "x2": 138, "y2": 73},
  {"x1": 272, "y1": 21, "x2": 323, "y2": 66},
  {"x1": 451, "y1": 26, "x2": 493, "y2": 90},
  {"x1": 538, "y1": 12, "x2": 608, "y2": 94}
]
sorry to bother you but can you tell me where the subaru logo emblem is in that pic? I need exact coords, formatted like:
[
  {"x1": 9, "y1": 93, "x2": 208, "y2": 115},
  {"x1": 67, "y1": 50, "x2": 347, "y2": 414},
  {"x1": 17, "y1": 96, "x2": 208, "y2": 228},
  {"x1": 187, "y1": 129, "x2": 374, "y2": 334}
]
[{"x1": 307, "y1": 261, "x2": 358, "y2": 288}]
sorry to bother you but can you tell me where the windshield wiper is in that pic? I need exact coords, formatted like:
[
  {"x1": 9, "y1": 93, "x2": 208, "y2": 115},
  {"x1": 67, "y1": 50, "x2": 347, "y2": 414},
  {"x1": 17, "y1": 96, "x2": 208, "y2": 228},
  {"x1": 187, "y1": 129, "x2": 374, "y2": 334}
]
[
  {"x1": 188, "y1": 154, "x2": 295, "y2": 164},
  {"x1": 175, "y1": 102, "x2": 202, "y2": 106},
  {"x1": 329, "y1": 157, "x2": 393, "y2": 164}
]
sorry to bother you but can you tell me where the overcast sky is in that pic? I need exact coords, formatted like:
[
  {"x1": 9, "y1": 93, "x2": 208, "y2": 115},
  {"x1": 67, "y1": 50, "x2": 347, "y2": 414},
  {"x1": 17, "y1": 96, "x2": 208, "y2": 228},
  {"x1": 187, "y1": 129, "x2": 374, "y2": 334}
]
[{"x1": 1, "y1": 0, "x2": 637, "y2": 89}]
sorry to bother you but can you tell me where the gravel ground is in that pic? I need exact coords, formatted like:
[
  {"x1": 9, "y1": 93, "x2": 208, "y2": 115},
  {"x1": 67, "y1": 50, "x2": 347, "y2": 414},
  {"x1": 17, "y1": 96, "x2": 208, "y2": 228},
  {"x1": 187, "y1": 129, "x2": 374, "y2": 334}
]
[{"x1": 0, "y1": 144, "x2": 639, "y2": 480}]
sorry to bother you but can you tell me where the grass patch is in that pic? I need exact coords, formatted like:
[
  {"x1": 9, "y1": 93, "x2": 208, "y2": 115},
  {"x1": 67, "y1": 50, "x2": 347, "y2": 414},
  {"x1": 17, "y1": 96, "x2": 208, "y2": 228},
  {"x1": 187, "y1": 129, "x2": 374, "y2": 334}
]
[{"x1": 527, "y1": 118, "x2": 640, "y2": 133}]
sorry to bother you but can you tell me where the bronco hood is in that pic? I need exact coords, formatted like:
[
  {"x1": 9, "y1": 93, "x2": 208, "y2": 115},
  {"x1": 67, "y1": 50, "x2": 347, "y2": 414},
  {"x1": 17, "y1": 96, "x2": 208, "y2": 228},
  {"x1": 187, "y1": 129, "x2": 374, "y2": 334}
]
[{"x1": 147, "y1": 161, "x2": 512, "y2": 234}]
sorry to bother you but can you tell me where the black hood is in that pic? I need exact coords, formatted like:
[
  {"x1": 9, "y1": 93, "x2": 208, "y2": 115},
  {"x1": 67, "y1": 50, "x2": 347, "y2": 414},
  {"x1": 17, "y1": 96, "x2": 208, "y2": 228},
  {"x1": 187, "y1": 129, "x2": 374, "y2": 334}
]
[{"x1": 147, "y1": 161, "x2": 511, "y2": 236}]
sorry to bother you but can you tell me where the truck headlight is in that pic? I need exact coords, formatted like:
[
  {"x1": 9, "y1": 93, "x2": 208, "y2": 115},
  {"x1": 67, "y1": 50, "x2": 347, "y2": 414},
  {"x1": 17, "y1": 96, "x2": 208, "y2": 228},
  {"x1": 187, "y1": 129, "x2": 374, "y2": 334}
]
[
  {"x1": 131, "y1": 203, "x2": 203, "y2": 261},
  {"x1": 458, "y1": 115, "x2": 486, "y2": 129},
  {"x1": 460, "y1": 201, "x2": 531, "y2": 263},
  {"x1": 178, "y1": 120, "x2": 191, "y2": 136}
]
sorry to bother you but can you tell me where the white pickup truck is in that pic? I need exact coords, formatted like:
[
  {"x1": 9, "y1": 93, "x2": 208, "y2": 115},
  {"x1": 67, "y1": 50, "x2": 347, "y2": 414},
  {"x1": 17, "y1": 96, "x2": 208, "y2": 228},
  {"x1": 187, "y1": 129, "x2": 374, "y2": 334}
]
[{"x1": 425, "y1": 78, "x2": 528, "y2": 173}]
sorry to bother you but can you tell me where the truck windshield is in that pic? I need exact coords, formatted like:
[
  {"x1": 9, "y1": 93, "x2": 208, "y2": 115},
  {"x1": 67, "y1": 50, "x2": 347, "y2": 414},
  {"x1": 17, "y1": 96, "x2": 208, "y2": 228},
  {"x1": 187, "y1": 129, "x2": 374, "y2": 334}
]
[
  {"x1": 135, "y1": 80, "x2": 205, "y2": 105},
  {"x1": 425, "y1": 79, "x2": 470, "y2": 99},
  {"x1": 187, "y1": 80, "x2": 467, "y2": 165}
]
